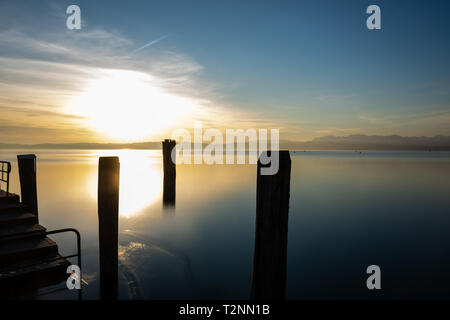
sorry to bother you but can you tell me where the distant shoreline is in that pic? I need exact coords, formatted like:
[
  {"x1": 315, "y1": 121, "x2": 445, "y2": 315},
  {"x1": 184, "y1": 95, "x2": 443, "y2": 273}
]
[
  {"x1": 2, "y1": 134, "x2": 450, "y2": 151},
  {"x1": 1, "y1": 147, "x2": 450, "y2": 151}
]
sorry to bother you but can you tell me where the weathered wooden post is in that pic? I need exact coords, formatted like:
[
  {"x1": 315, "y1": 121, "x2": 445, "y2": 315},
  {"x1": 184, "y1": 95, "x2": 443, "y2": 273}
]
[
  {"x1": 98, "y1": 156, "x2": 120, "y2": 300},
  {"x1": 162, "y1": 139, "x2": 176, "y2": 207},
  {"x1": 251, "y1": 150, "x2": 291, "y2": 300},
  {"x1": 17, "y1": 154, "x2": 38, "y2": 219}
]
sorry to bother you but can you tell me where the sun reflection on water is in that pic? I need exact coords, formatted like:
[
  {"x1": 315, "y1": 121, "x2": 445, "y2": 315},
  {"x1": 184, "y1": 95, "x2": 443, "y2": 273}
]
[{"x1": 87, "y1": 150, "x2": 163, "y2": 218}]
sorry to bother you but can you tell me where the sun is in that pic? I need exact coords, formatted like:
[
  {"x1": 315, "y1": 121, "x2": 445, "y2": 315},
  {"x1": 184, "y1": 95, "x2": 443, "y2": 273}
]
[{"x1": 68, "y1": 69, "x2": 198, "y2": 142}]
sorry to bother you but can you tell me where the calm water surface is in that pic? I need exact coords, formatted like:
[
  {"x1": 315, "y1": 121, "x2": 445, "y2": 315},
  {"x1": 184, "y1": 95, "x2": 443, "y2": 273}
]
[{"x1": 1, "y1": 149, "x2": 450, "y2": 299}]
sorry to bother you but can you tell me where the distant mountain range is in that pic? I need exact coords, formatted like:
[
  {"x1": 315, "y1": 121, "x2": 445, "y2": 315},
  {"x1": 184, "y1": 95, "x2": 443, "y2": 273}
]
[
  {"x1": 283, "y1": 135, "x2": 450, "y2": 150},
  {"x1": 1, "y1": 135, "x2": 450, "y2": 150}
]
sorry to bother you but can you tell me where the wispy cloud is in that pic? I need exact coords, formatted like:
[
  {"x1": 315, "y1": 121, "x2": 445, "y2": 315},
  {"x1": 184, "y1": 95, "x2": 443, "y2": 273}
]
[
  {"x1": 0, "y1": 105, "x2": 85, "y2": 120},
  {"x1": 0, "y1": 25, "x2": 240, "y2": 143},
  {"x1": 130, "y1": 35, "x2": 168, "y2": 54}
]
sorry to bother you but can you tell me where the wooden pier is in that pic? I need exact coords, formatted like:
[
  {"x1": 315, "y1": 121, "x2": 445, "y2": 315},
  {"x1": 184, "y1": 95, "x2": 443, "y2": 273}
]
[
  {"x1": 1, "y1": 148, "x2": 292, "y2": 299},
  {"x1": 0, "y1": 155, "x2": 70, "y2": 297}
]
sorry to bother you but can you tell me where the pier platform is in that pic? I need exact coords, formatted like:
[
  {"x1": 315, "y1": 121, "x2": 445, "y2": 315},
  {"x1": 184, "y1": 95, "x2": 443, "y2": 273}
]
[{"x1": 0, "y1": 190, "x2": 70, "y2": 297}]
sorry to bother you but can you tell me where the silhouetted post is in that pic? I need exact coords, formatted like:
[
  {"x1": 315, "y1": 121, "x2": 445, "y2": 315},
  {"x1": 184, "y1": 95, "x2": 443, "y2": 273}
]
[
  {"x1": 98, "y1": 156, "x2": 119, "y2": 300},
  {"x1": 162, "y1": 139, "x2": 176, "y2": 207},
  {"x1": 251, "y1": 151, "x2": 291, "y2": 300},
  {"x1": 17, "y1": 154, "x2": 38, "y2": 219}
]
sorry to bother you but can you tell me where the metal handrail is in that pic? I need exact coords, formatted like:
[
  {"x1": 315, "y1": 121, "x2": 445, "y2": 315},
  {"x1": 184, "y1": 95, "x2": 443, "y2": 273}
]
[
  {"x1": 0, "y1": 227, "x2": 83, "y2": 299},
  {"x1": 0, "y1": 160, "x2": 11, "y2": 195},
  {"x1": 46, "y1": 228, "x2": 83, "y2": 300},
  {"x1": 46, "y1": 228, "x2": 82, "y2": 276}
]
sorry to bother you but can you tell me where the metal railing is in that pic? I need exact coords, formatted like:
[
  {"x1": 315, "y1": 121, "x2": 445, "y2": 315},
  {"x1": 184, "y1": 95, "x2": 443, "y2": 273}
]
[
  {"x1": 0, "y1": 160, "x2": 11, "y2": 195},
  {"x1": 45, "y1": 228, "x2": 83, "y2": 300},
  {"x1": 0, "y1": 227, "x2": 83, "y2": 299},
  {"x1": 46, "y1": 228, "x2": 82, "y2": 276}
]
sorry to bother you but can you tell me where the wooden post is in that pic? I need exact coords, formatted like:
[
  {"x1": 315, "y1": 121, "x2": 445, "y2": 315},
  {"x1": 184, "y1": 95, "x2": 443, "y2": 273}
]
[
  {"x1": 251, "y1": 150, "x2": 291, "y2": 300},
  {"x1": 98, "y1": 156, "x2": 120, "y2": 300},
  {"x1": 162, "y1": 139, "x2": 176, "y2": 207},
  {"x1": 17, "y1": 154, "x2": 38, "y2": 219}
]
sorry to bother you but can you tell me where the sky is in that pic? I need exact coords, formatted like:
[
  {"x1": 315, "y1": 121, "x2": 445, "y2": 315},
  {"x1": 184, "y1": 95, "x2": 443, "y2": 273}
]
[{"x1": 0, "y1": 0, "x2": 449, "y2": 144}]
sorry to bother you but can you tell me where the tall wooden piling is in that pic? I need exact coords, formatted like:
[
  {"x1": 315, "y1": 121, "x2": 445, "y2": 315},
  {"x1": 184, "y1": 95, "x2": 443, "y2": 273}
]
[
  {"x1": 251, "y1": 150, "x2": 291, "y2": 300},
  {"x1": 162, "y1": 139, "x2": 176, "y2": 207},
  {"x1": 98, "y1": 156, "x2": 120, "y2": 300},
  {"x1": 17, "y1": 154, "x2": 38, "y2": 219}
]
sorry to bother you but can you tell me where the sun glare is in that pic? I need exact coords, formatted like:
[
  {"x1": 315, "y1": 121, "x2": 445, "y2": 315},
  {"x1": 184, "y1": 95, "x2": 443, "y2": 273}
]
[
  {"x1": 69, "y1": 69, "x2": 199, "y2": 142},
  {"x1": 87, "y1": 150, "x2": 163, "y2": 218}
]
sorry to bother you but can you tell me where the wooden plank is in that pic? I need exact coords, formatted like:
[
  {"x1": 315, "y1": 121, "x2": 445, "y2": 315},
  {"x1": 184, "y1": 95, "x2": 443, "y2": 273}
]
[
  {"x1": 0, "y1": 237, "x2": 58, "y2": 265},
  {"x1": 0, "y1": 224, "x2": 46, "y2": 240},
  {"x1": 0, "y1": 203, "x2": 26, "y2": 214},
  {"x1": 251, "y1": 150, "x2": 291, "y2": 300},
  {"x1": 0, "y1": 191, "x2": 20, "y2": 205},
  {"x1": 0, "y1": 254, "x2": 70, "y2": 297},
  {"x1": 0, "y1": 212, "x2": 38, "y2": 228}
]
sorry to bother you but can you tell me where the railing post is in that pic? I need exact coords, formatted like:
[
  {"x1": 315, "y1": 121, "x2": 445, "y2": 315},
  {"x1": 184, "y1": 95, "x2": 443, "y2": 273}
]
[
  {"x1": 6, "y1": 162, "x2": 10, "y2": 195},
  {"x1": 162, "y1": 139, "x2": 176, "y2": 207},
  {"x1": 17, "y1": 154, "x2": 38, "y2": 218},
  {"x1": 251, "y1": 150, "x2": 291, "y2": 300},
  {"x1": 98, "y1": 156, "x2": 120, "y2": 300}
]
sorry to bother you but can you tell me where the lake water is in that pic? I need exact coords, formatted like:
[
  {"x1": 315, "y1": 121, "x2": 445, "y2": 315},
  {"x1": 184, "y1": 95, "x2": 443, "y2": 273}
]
[{"x1": 1, "y1": 149, "x2": 450, "y2": 299}]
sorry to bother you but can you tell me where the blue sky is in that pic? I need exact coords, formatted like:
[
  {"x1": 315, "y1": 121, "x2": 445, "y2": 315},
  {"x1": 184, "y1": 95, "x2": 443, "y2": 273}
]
[{"x1": 1, "y1": 0, "x2": 449, "y2": 143}]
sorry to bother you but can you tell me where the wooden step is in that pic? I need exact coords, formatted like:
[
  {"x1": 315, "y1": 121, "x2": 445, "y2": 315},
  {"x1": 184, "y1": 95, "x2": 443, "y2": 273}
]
[
  {"x1": 0, "y1": 212, "x2": 37, "y2": 228},
  {"x1": 0, "y1": 237, "x2": 58, "y2": 265},
  {"x1": 0, "y1": 192, "x2": 20, "y2": 205},
  {"x1": 0, "y1": 254, "x2": 71, "y2": 297},
  {"x1": 0, "y1": 203, "x2": 26, "y2": 214},
  {"x1": 0, "y1": 224, "x2": 46, "y2": 240}
]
